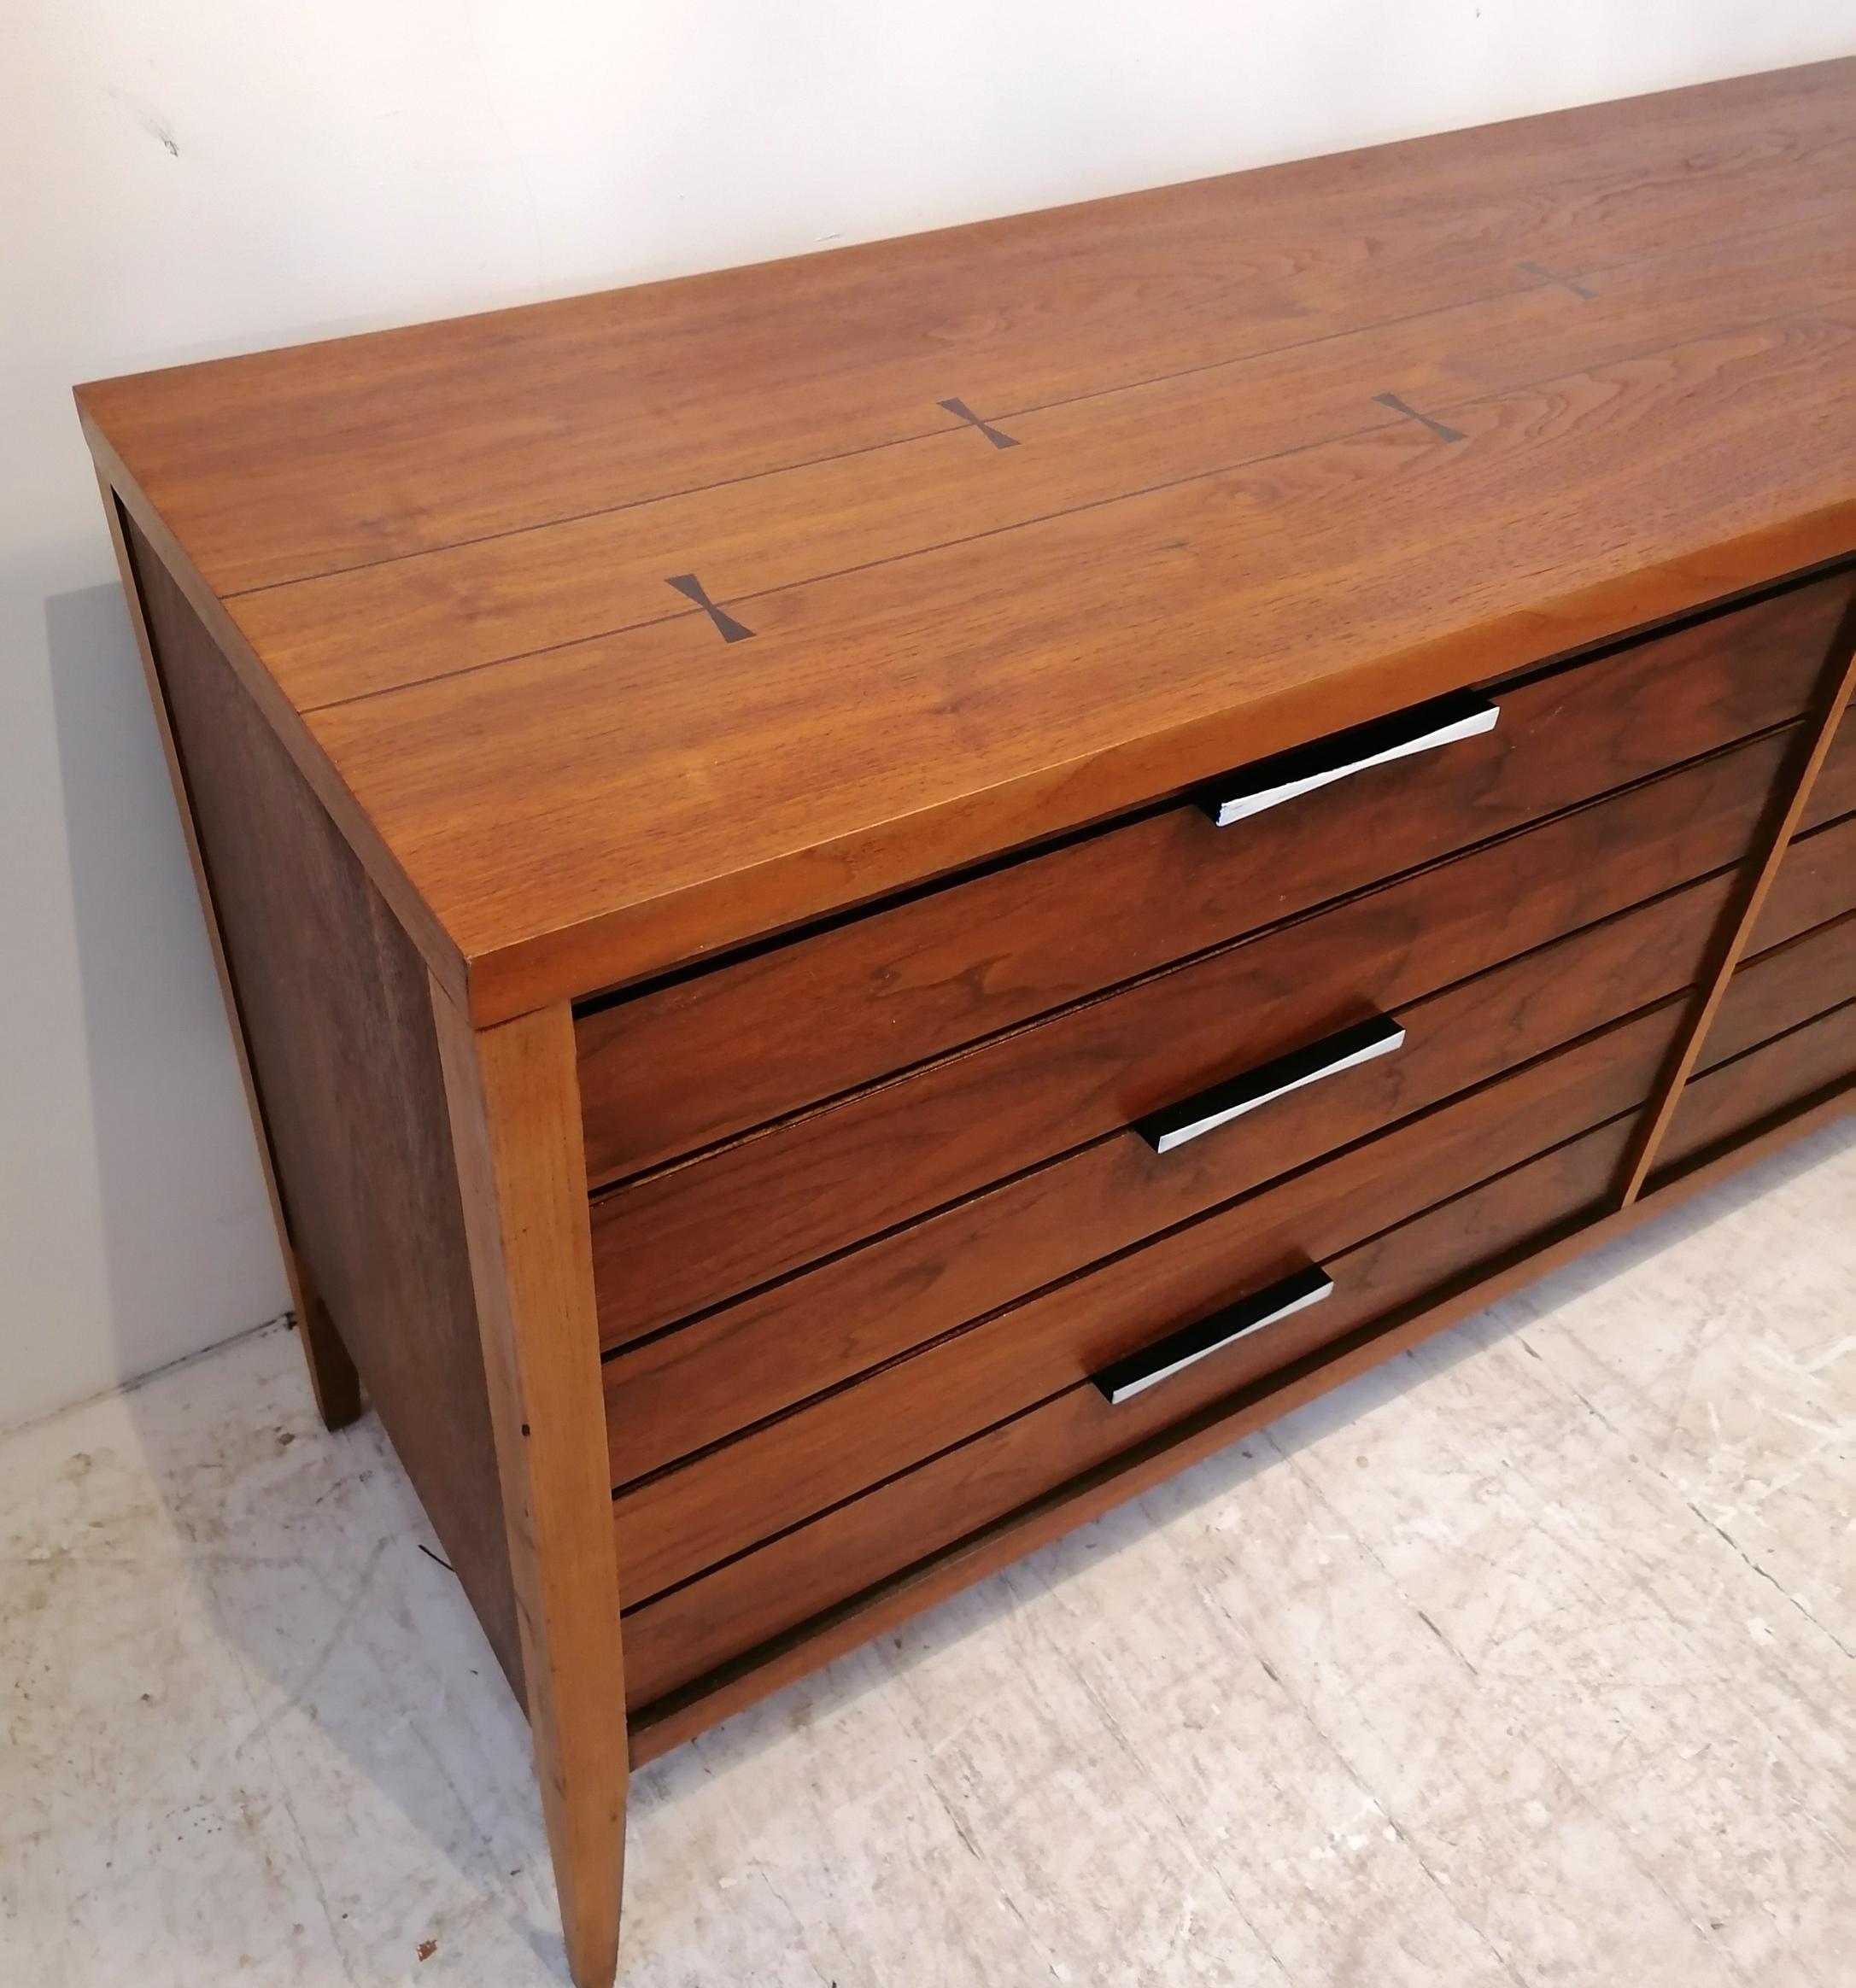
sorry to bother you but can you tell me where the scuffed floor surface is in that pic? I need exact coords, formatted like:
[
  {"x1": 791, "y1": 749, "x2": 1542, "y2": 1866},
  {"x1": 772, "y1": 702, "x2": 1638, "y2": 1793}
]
[{"x1": 3, "y1": 1117, "x2": 1854, "y2": 1988}]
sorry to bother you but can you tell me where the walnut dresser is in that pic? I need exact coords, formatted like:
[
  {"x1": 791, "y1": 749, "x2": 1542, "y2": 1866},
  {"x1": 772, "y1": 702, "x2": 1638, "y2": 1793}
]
[{"x1": 77, "y1": 57, "x2": 1856, "y2": 1986}]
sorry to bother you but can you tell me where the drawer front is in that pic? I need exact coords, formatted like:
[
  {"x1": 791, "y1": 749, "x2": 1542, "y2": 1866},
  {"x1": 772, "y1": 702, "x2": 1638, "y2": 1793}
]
[
  {"x1": 612, "y1": 996, "x2": 1679, "y2": 1605},
  {"x1": 1654, "y1": 998, "x2": 1856, "y2": 1178},
  {"x1": 1798, "y1": 703, "x2": 1856, "y2": 836},
  {"x1": 604, "y1": 872, "x2": 1734, "y2": 1482},
  {"x1": 1747, "y1": 810, "x2": 1856, "y2": 956},
  {"x1": 577, "y1": 576, "x2": 1847, "y2": 1189},
  {"x1": 1696, "y1": 914, "x2": 1856, "y2": 1077},
  {"x1": 621, "y1": 1111, "x2": 1636, "y2": 1709},
  {"x1": 592, "y1": 726, "x2": 1795, "y2": 1345}
]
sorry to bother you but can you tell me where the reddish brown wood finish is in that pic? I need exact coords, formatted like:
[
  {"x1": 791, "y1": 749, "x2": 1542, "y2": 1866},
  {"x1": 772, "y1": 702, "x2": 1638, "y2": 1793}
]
[
  {"x1": 624, "y1": 1077, "x2": 1856, "y2": 1758},
  {"x1": 120, "y1": 517, "x2": 520, "y2": 1686},
  {"x1": 590, "y1": 728, "x2": 1795, "y2": 1338},
  {"x1": 575, "y1": 579, "x2": 1841, "y2": 1184},
  {"x1": 1748, "y1": 810, "x2": 1856, "y2": 954},
  {"x1": 614, "y1": 997, "x2": 1681, "y2": 1604},
  {"x1": 432, "y1": 999, "x2": 629, "y2": 1988},
  {"x1": 1798, "y1": 707, "x2": 1856, "y2": 830},
  {"x1": 1620, "y1": 615, "x2": 1856, "y2": 1201},
  {"x1": 77, "y1": 62, "x2": 1856, "y2": 1020},
  {"x1": 1698, "y1": 914, "x2": 1856, "y2": 1074},
  {"x1": 620, "y1": 1108, "x2": 1640, "y2": 1706},
  {"x1": 95, "y1": 483, "x2": 361, "y2": 1433},
  {"x1": 74, "y1": 62, "x2": 1856, "y2": 1988},
  {"x1": 601, "y1": 874, "x2": 1733, "y2": 1482},
  {"x1": 1749, "y1": 812, "x2": 1856, "y2": 952},
  {"x1": 1654, "y1": 999, "x2": 1856, "y2": 1178}
]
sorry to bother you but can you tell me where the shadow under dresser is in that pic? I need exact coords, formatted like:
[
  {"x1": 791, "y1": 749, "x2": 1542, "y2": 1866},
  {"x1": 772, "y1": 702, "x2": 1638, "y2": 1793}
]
[{"x1": 76, "y1": 54, "x2": 1856, "y2": 1986}]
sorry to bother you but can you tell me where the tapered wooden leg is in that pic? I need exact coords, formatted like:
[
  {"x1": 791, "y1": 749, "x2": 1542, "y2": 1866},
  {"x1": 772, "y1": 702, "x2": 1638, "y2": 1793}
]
[
  {"x1": 97, "y1": 471, "x2": 366, "y2": 1433},
  {"x1": 431, "y1": 986, "x2": 627, "y2": 1988}
]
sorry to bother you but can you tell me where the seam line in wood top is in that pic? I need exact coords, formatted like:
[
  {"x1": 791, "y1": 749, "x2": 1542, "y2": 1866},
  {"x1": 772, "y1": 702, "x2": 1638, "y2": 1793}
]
[
  {"x1": 613, "y1": 1091, "x2": 1655, "y2": 1611},
  {"x1": 295, "y1": 299, "x2": 1856, "y2": 719},
  {"x1": 219, "y1": 202, "x2": 1846, "y2": 607},
  {"x1": 583, "y1": 722, "x2": 1804, "y2": 1202},
  {"x1": 208, "y1": 275, "x2": 1556, "y2": 605},
  {"x1": 607, "y1": 995, "x2": 1689, "y2": 1506}
]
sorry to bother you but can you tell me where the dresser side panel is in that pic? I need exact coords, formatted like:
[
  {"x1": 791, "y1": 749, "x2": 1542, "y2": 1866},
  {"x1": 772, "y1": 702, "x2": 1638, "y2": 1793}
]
[{"x1": 123, "y1": 515, "x2": 522, "y2": 1692}]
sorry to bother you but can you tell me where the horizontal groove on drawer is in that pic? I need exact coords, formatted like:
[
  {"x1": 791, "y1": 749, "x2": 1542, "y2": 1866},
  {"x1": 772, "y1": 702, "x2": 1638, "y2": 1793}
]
[
  {"x1": 600, "y1": 869, "x2": 1736, "y2": 1482},
  {"x1": 611, "y1": 996, "x2": 1679, "y2": 1604},
  {"x1": 618, "y1": 1108, "x2": 1637, "y2": 1708},
  {"x1": 1748, "y1": 808, "x2": 1856, "y2": 954},
  {"x1": 590, "y1": 722, "x2": 1799, "y2": 1347},
  {"x1": 1654, "y1": 997, "x2": 1856, "y2": 1184},
  {"x1": 577, "y1": 576, "x2": 1847, "y2": 1190},
  {"x1": 1798, "y1": 712, "x2": 1856, "y2": 835},
  {"x1": 1699, "y1": 910, "x2": 1856, "y2": 1077}
]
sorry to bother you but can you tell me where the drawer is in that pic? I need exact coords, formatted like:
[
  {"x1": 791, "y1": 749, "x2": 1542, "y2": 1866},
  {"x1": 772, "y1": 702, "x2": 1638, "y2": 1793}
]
[
  {"x1": 1654, "y1": 997, "x2": 1856, "y2": 1179},
  {"x1": 577, "y1": 576, "x2": 1847, "y2": 1189},
  {"x1": 1798, "y1": 703, "x2": 1856, "y2": 836},
  {"x1": 603, "y1": 871, "x2": 1734, "y2": 1482},
  {"x1": 612, "y1": 994, "x2": 1680, "y2": 1605},
  {"x1": 1747, "y1": 810, "x2": 1856, "y2": 955},
  {"x1": 1696, "y1": 913, "x2": 1856, "y2": 1077},
  {"x1": 621, "y1": 1109, "x2": 1638, "y2": 1709},
  {"x1": 591, "y1": 725, "x2": 1795, "y2": 1344}
]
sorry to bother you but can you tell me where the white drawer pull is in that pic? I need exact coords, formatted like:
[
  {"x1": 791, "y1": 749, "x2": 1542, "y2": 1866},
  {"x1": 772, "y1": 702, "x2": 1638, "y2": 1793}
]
[
  {"x1": 1136, "y1": 1013, "x2": 1406, "y2": 1156},
  {"x1": 1203, "y1": 693, "x2": 1498, "y2": 827},
  {"x1": 1092, "y1": 1264, "x2": 1336, "y2": 1404}
]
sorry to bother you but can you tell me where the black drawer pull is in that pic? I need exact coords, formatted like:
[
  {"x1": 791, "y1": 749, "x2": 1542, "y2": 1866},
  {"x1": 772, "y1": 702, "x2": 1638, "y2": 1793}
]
[
  {"x1": 1135, "y1": 1012, "x2": 1406, "y2": 1156},
  {"x1": 1201, "y1": 691, "x2": 1498, "y2": 827},
  {"x1": 1092, "y1": 1263, "x2": 1335, "y2": 1405}
]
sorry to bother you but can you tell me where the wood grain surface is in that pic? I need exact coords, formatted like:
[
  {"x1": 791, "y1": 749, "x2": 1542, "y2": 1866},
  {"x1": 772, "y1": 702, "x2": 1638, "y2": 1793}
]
[
  {"x1": 588, "y1": 728, "x2": 1795, "y2": 1334},
  {"x1": 624, "y1": 1076, "x2": 1856, "y2": 1752},
  {"x1": 574, "y1": 578, "x2": 1841, "y2": 1183},
  {"x1": 77, "y1": 61, "x2": 1856, "y2": 1018},
  {"x1": 1654, "y1": 998, "x2": 1856, "y2": 1178},
  {"x1": 600, "y1": 874, "x2": 1734, "y2": 1480},
  {"x1": 1799, "y1": 702, "x2": 1856, "y2": 829},
  {"x1": 620, "y1": 1106, "x2": 1642, "y2": 1704},
  {"x1": 1750, "y1": 811, "x2": 1856, "y2": 951},
  {"x1": 1698, "y1": 912, "x2": 1856, "y2": 1074},
  {"x1": 612, "y1": 1000, "x2": 1679, "y2": 1605},
  {"x1": 431, "y1": 998, "x2": 629, "y2": 1988},
  {"x1": 123, "y1": 518, "x2": 521, "y2": 1685}
]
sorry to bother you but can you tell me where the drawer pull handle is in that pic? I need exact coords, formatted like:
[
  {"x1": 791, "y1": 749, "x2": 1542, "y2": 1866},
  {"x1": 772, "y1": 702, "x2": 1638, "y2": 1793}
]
[
  {"x1": 1202, "y1": 691, "x2": 1499, "y2": 827},
  {"x1": 1092, "y1": 1264, "x2": 1336, "y2": 1405},
  {"x1": 1136, "y1": 1012, "x2": 1406, "y2": 1156}
]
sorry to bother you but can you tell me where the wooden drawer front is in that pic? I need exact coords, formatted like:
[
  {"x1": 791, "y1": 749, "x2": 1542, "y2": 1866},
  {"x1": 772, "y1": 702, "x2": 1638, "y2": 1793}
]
[
  {"x1": 1655, "y1": 999, "x2": 1856, "y2": 1180},
  {"x1": 621, "y1": 1111, "x2": 1636, "y2": 1709},
  {"x1": 1747, "y1": 810, "x2": 1856, "y2": 956},
  {"x1": 592, "y1": 727, "x2": 1793, "y2": 1346},
  {"x1": 1798, "y1": 703, "x2": 1856, "y2": 837},
  {"x1": 612, "y1": 997, "x2": 1678, "y2": 1605},
  {"x1": 1698, "y1": 914, "x2": 1856, "y2": 1078},
  {"x1": 577, "y1": 577, "x2": 1845, "y2": 1190},
  {"x1": 603, "y1": 874, "x2": 1732, "y2": 1482}
]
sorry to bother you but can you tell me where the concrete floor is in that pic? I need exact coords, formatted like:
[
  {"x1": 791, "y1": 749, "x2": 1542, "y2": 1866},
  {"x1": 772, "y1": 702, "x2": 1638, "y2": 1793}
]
[{"x1": 3, "y1": 1116, "x2": 1853, "y2": 1988}]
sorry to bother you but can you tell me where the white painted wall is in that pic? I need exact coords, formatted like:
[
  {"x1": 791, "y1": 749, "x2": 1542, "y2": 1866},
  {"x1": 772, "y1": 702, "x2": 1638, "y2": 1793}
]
[{"x1": 1, "y1": 3, "x2": 1847, "y2": 1430}]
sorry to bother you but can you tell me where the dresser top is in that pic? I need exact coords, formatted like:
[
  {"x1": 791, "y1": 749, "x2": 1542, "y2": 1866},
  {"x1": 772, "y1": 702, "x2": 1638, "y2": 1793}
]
[{"x1": 79, "y1": 58, "x2": 1856, "y2": 1021}]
